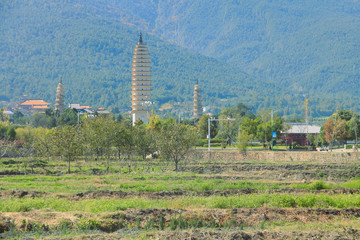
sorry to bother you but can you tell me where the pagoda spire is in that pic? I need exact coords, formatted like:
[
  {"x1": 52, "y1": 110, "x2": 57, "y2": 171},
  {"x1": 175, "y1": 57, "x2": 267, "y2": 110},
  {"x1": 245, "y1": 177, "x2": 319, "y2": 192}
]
[{"x1": 139, "y1": 32, "x2": 143, "y2": 44}]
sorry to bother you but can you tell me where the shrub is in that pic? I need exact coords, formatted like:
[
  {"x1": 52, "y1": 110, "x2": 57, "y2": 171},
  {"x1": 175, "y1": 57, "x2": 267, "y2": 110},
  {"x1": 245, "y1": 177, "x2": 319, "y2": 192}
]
[
  {"x1": 57, "y1": 219, "x2": 74, "y2": 232},
  {"x1": 309, "y1": 181, "x2": 328, "y2": 190},
  {"x1": 77, "y1": 219, "x2": 101, "y2": 231},
  {"x1": 277, "y1": 195, "x2": 296, "y2": 207},
  {"x1": 158, "y1": 216, "x2": 165, "y2": 230},
  {"x1": 144, "y1": 219, "x2": 155, "y2": 230}
]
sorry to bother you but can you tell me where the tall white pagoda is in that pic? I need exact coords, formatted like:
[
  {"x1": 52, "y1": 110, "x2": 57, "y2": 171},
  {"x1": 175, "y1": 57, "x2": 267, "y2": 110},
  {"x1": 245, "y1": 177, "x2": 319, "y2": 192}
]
[{"x1": 131, "y1": 33, "x2": 151, "y2": 125}]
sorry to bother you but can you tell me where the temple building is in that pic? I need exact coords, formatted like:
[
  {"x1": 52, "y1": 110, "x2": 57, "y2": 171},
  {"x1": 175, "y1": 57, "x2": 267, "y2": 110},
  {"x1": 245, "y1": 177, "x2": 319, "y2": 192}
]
[
  {"x1": 18, "y1": 99, "x2": 50, "y2": 114},
  {"x1": 131, "y1": 33, "x2": 151, "y2": 125},
  {"x1": 193, "y1": 80, "x2": 203, "y2": 119},
  {"x1": 55, "y1": 77, "x2": 65, "y2": 112}
]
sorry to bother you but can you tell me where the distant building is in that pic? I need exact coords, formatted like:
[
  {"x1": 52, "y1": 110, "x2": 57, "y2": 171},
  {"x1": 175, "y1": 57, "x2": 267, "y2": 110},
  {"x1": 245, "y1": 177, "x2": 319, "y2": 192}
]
[
  {"x1": 55, "y1": 78, "x2": 65, "y2": 113},
  {"x1": 68, "y1": 103, "x2": 83, "y2": 111},
  {"x1": 131, "y1": 32, "x2": 151, "y2": 125},
  {"x1": 4, "y1": 110, "x2": 13, "y2": 116},
  {"x1": 68, "y1": 104, "x2": 92, "y2": 114},
  {"x1": 96, "y1": 110, "x2": 110, "y2": 115},
  {"x1": 193, "y1": 80, "x2": 203, "y2": 119},
  {"x1": 18, "y1": 99, "x2": 50, "y2": 114},
  {"x1": 81, "y1": 105, "x2": 91, "y2": 110},
  {"x1": 281, "y1": 123, "x2": 321, "y2": 146},
  {"x1": 68, "y1": 104, "x2": 110, "y2": 115},
  {"x1": 203, "y1": 106, "x2": 211, "y2": 112}
]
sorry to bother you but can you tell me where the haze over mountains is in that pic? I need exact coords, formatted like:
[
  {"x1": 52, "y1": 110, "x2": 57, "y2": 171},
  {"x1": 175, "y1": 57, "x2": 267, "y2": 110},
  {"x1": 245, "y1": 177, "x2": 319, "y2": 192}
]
[{"x1": 1, "y1": 0, "x2": 360, "y2": 118}]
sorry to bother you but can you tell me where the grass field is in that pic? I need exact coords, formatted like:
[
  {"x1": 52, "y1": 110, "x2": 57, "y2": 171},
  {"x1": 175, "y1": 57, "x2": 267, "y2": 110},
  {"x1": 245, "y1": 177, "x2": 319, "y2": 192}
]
[{"x1": 1, "y1": 150, "x2": 360, "y2": 239}]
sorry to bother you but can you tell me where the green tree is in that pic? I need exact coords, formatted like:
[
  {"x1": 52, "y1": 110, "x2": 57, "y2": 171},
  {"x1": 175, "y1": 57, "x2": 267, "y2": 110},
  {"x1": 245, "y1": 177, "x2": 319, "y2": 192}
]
[
  {"x1": 216, "y1": 117, "x2": 238, "y2": 145},
  {"x1": 221, "y1": 103, "x2": 252, "y2": 119},
  {"x1": 240, "y1": 117, "x2": 260, "y2": 141},
  {"x1": 30, "y1": 113, "x2": 56, "y2": 128},
  {"x1": 133, "y1": 124, "x2": 155, "y2": 160},
  {"x1": 6, "y1": 127, "x2": 16, "y2": 141},
  {"x1": 10, "y1": 111, "x2": 27, "y2": 125},
  {"x1": 48, "y1": 126, "x2": 84, "y2": 173},
  {"x1": 116, "y1": 114, "x2": 122, "y2": 122},
  {"x1": 59, "y1": 108, "x2": 79, "y2": 126},
  {"x1": 155, "y1": 123, "x2": 197, "y2": 171},
  {"x1": 337, "y1": 110, "x2": 353, "y2": 121},
  {"x1": 322, "y1": 114, "x2": 348, "y2": 150},
  {"x1": 256, "y1": 110, "x2": 284, "y2": 148},
  {"x1": 113, "y1": 120, "x2": 134, "y2": 161},
  {"x1": 0, "y1": 122, "x2": 9, "y2": 139},
  {"x1": 348, "y1": 114, "x2": 360, "y2": 146},
  {"x1": 237, "y1": 130, "x2": 251, "y2": 153},
  {"x1": 33, "y1": 128, "x2": 53, "y2": 161},
  {"x1": 215, "y1": 103, "x2": 253, "y2": 145},
  {"x1": 196, "y1": 115, "x2": 217, "y2": 139},
  {"x1": 82, "y1": 116, "x2": 117, "y2": 173},
  {"x1": 0, "y1": 109, "x2": 9, "y2": 122}
]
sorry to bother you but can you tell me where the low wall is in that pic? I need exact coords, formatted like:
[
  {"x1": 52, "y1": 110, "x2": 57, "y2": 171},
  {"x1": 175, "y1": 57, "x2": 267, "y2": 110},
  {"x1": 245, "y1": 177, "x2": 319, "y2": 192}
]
[{"x1": 186, "y1": 149, "x2": 360, "y2": 163}]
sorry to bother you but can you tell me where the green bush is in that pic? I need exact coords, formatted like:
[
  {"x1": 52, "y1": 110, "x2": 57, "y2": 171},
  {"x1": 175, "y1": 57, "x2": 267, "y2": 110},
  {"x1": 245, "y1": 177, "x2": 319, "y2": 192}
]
[
  {"x1": 277, "y1": 195, "x2": 296, "y2": 207},
  {"x1": 297, "y1": 195, "x2": 316, "y2": 207},
  {"x1": 309, "y1": 181, "x2": 328, "y2": 190},
  {"x1": 77, "y1": 219, "x2": 101, "y2": 231}
]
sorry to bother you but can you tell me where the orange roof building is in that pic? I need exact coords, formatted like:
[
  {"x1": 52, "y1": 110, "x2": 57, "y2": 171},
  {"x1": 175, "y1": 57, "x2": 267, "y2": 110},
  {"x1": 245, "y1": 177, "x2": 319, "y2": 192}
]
[
  {"x1": 80, "y1": 105, "x2": 91, "y2": 109},
  {"x1": 18, "y1": 99, "x2": 50, "y2": 113},
  {"x1": 20, "y1": 99, "x2": 50, "y2": 106}
]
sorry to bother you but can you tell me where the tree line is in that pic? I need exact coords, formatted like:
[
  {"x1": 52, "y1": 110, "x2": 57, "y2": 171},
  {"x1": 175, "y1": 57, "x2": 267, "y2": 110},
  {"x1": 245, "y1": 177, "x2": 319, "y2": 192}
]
[
  {"x1": 1, "y1": 113, "x2": 196, "y2": 173},
  {"x1": 1, "y1": 104, "x2": 360, "y2": 175}
]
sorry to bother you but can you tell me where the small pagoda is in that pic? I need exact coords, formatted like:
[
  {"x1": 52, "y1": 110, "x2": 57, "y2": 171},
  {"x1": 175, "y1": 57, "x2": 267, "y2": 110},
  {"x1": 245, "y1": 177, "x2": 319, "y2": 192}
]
[
  {"x1": 193, "y1": 80, "x2": 203, "y2": 119},
  {"x1": 55, "y1": 77, "x2": 65, "y2": 113},
  {"x1": 131, "y1": 33, "x2": 151, "y2": 125}
]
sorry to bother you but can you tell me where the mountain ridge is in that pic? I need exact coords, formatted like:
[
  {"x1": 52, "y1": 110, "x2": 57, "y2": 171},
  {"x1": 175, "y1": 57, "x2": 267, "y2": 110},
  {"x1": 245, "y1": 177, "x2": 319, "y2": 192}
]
[{"x1": 1, "y1": 0, "x2": 359, "y2": 118}]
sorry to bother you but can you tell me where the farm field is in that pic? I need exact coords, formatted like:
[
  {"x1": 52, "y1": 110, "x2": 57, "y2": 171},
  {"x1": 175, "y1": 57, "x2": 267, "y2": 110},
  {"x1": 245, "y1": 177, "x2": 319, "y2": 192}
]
[{"x1": 1, "y1": 150, "x2": 360, "y2": 239}]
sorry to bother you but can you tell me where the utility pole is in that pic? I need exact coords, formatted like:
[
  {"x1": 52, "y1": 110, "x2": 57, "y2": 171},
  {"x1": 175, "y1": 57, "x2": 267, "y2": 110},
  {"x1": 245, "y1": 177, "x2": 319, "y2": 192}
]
[
  {"x1": 352, "y1": 111, "x2": 358, "y2": 151},
  {"x1": 271, "y1": 110, "x2": 278, "y2": 151},
  {"x1": 208, "y1": 117, "x2": 211, "y2": 151},
  {"x1": 305, "y1": 98, "x2": 309, "y2": 147}
]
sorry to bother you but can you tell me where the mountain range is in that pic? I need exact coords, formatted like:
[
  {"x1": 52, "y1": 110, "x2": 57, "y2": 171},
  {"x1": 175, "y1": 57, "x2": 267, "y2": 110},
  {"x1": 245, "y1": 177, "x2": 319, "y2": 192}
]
[{"x1": 1, "y1": 0, "x2": 360, "y2": 119}]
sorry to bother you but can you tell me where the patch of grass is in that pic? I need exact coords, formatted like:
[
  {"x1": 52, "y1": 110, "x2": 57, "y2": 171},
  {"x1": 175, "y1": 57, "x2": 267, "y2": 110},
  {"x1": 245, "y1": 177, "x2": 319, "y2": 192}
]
[
  {"x1": 289, "y1": 181, "x2": 334, "y2": 190},
  {"x1": 2, "y1": 193, "x2": 360, "y2": 213},
  {"x1": 0, "y1": 173, "x2": 286, "y2": 194},
  {"x1": 341, "y1": 180, "x2": 360, "y2": 189}
]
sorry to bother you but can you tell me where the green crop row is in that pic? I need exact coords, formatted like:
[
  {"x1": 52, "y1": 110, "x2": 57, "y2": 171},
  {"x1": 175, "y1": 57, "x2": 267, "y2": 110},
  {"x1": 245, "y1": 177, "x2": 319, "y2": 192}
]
[
  {"x1": 3, "y1": 170, "x2": 360, "y2": 194},
  {"x1": 1, "y1": 193, "x2": 360, "y2": 213}
]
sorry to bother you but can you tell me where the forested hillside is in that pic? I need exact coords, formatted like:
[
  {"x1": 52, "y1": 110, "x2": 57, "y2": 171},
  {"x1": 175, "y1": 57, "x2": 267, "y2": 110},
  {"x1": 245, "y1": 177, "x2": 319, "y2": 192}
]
[
  {"x1": 0, "y1": 1, "x2": 264, "y2": 113},
  {"x1": 1, "y1": 0, "x2": 360, "y2": 118},
  {"x1": 110, "y1": 0, "x2": 360, "y2": 116}
]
